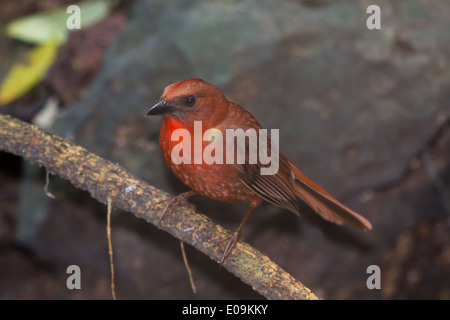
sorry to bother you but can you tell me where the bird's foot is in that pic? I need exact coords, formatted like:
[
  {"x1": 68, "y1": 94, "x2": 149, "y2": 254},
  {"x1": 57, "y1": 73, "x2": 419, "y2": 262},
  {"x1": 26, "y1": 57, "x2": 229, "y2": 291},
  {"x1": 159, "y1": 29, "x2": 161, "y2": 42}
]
[
  {"x1": 215, "y1": 230, "x2": 244, "y2": 264},
  {"x1": 155, "y1": 191, "x2": 196, "y2": 224}
]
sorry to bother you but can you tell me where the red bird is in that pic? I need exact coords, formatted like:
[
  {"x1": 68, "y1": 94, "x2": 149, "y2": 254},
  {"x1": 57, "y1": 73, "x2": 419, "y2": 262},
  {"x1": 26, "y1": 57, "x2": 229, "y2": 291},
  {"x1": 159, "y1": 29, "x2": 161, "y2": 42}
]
[{"x1": 146, "y1": 78, "x2": 371, "y2": 263}]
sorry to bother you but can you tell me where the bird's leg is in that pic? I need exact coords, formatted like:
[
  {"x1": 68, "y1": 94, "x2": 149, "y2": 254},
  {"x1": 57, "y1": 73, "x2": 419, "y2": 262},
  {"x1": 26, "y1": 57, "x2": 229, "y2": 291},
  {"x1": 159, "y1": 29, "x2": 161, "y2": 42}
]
[
  {"x1": 216, "y1": 203, "x2": 257, "y2": 264},
  {"x1": 157, "y1": 191, "x2": 197, "y2": 224}
]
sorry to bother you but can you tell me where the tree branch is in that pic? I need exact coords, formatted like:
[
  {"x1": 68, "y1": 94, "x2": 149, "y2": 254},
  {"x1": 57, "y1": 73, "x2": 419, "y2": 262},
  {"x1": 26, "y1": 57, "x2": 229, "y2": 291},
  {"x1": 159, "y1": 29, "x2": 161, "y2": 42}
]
[{"x1": 0, "y1": 114, "x2": 318, "y2": 300}]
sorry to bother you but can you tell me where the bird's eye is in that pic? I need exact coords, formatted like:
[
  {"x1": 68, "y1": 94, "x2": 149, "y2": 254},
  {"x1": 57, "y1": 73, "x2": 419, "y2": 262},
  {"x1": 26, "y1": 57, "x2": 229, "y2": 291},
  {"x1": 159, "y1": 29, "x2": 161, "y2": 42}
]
[{"x1": 185, "y1": 95, "x2": 196, "y2": 107}]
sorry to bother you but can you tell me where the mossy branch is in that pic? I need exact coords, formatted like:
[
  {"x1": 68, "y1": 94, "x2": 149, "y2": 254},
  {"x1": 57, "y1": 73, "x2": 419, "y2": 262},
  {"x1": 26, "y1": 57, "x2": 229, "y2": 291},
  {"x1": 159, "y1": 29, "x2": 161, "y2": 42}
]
[{"x1": 0, "y1": 113, "x2": 318, "y2": 300}]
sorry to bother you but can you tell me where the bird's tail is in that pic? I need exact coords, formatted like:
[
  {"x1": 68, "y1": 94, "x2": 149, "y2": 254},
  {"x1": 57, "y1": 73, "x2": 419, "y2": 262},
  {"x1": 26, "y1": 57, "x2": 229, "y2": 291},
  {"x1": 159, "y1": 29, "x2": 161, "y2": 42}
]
[{"x1": 289, "y1": 161, "x2": 372, "y2": 230}]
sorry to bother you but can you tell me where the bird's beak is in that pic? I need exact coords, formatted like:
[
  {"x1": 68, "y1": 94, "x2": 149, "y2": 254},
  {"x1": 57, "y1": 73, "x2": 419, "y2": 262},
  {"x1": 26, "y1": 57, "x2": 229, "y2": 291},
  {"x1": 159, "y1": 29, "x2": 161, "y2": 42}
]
[{"x1": 145, "y1": 99, "x2": 176, "y2": 116}]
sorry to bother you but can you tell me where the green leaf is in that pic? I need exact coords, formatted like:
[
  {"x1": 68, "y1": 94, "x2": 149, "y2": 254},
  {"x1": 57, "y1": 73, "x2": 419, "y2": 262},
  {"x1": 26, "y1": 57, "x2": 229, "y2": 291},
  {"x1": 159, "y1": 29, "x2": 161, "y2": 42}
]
[
  {"x1": 0, "y1": 38, "x2": 59, "y2": 106},
  {"x1": 4, "y1": 0, "x2": 115, "y2": 45}
]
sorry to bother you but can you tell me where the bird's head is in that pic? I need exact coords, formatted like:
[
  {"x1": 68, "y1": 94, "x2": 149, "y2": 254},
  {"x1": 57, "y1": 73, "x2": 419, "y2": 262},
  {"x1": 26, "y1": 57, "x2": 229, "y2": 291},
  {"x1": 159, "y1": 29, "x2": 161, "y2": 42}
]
[{"x1": 146, "y1": 79, "x2": 229, "y2": 125}]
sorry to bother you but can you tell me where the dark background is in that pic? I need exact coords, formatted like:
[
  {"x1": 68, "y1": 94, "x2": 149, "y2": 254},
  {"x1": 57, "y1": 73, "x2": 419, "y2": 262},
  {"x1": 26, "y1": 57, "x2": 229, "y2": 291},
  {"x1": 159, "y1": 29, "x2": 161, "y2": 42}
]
[{"x1": 0, "y1": 0, "x2": 449, "y2": 299}]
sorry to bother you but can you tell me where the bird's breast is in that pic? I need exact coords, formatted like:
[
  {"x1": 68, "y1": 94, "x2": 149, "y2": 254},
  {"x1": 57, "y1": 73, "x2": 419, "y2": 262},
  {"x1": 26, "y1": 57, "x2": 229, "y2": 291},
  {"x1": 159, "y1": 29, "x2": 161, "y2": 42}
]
[{"x1": 159, "y1": 117, "x2": 258, "y2": 203}]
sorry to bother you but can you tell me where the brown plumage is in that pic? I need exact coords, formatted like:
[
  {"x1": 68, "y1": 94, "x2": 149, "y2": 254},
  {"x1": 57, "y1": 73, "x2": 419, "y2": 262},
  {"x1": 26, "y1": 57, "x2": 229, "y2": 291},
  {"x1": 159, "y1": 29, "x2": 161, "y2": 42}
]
[{"x1": 146, "y1": 78, "x2": 371, "y2": 263}]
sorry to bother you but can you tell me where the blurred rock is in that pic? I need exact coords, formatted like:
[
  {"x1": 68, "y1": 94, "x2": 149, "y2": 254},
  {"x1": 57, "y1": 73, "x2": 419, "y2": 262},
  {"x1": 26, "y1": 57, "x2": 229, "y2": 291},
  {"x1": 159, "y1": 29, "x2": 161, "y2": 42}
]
[{"x1": 46, "y1": 11, "x2": 128, "y2": 105}]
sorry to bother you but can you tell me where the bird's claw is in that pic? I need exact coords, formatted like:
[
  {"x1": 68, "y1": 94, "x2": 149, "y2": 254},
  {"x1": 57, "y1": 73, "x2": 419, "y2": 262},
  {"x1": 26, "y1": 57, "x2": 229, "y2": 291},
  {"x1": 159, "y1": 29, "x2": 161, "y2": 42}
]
[
  {"x1": 156, "y1": 191, "x2": 196, "y2": 224},
  {"x1": 215, "y1": 230, "x2": 243, "y2": 264}
]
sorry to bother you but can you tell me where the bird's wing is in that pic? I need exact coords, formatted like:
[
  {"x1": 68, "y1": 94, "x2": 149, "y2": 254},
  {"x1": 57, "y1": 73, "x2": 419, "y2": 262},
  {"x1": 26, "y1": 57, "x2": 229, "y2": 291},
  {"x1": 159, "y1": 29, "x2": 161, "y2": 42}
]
[
  {"x1": 232, "y1": 135, "x2": 301, "y2": 216},
  {"x1": 238, "y1": 156, "x2": 301, "y2": 216}
]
